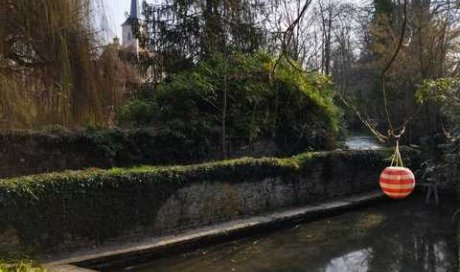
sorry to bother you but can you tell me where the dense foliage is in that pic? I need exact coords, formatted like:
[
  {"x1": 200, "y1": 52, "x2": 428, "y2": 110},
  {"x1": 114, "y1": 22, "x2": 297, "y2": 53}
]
[
  {"x1": 417, "y1": 78, "x2": 460, "y2": 133},
  {"x1": 0, "y1": 128, "x2": 226, "y2": 179},
  {"x1": 119, "y1": 53, "x2": 340, "y2": 157},
  {"x1": 415, "y1": 78, "x2": 460, "y2": 192}
]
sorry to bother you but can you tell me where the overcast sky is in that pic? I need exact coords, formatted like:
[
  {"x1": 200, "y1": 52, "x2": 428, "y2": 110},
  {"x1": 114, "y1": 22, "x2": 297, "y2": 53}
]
[
  {"x1": 102, "y1": 0, "x2": 161, "y2": 38},
  {"x1": 101, "y1": 0, "x2": 369, "y2": 41},
  {"x1": 103, "y1": 0, "x2": 132, "y2": 38}
]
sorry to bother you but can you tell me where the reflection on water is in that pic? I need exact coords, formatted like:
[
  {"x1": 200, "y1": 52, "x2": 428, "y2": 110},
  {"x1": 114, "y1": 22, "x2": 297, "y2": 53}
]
[
  {"x1": 345, "y1": 135, "x2": 382, "y2": 150},
  {"x1": 129, "y1": 196, "x2": 457, "y2": 272},
  {"x1": 326, "y1": 249, "x2": 371, "y2": 272}
]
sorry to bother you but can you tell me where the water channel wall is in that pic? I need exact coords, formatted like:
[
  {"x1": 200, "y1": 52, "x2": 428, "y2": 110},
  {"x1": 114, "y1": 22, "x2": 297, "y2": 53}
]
[{"x1": 0, "y1": 148, "x2": 418, "y2": 255}]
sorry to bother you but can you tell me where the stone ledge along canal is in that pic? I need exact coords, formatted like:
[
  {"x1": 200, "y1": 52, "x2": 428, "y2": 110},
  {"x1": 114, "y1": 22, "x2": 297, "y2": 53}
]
[{"x1": 122, "y1": 195, "x2": 458, "y2": 272}]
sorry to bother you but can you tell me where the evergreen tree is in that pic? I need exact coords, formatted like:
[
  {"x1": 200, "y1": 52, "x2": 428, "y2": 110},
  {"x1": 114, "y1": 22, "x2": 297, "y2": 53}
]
[{"x1": 138, "y1": 0, "x2": 269, "y2": 81}]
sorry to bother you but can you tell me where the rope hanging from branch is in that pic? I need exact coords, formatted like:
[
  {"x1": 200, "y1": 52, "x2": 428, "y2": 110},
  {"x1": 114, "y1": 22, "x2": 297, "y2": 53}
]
[
  {"x1": 380, "y1": 0, "x2": 409, "y2": 142},
  {"x1": 336, "y1": 0, "x2": 412, "y2": 146},
  {"x1": 336, "y1": 0, "x2": 411, "y2": 144}
]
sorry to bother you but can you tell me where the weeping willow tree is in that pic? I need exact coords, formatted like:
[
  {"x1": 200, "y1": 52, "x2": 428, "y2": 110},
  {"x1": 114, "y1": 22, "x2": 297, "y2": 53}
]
[{"x1": 0, "y1": 0, "x2": 120, "y2": 128}]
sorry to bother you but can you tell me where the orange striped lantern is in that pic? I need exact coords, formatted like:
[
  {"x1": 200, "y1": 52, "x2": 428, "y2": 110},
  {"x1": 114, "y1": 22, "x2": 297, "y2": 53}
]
[{"x1": 379, "y1": 166, "x2": 415, "y2": 199}]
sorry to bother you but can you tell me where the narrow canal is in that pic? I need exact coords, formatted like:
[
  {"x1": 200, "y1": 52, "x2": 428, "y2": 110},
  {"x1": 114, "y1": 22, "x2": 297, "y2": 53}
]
[
  {"x1": 126, "y1": 196, "x2": 458, "y2": 272},
  {"x1": 344, "y1": 135, "x2": 382, "y2": 150}
]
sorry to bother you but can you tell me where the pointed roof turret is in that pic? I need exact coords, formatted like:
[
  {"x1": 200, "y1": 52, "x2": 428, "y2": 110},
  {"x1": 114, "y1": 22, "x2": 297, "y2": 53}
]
[
  {"x1": 130, "y1": 0, "x2": 139, "y2": 19},
  {"x1": 122, "y1": 0, "x2": 139, "y2": 26}
]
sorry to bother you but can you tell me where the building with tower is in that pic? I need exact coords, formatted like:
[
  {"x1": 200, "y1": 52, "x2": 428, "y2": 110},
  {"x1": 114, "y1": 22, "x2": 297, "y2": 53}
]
[{"x1": 121, "y1": 0, "x2": 140, "y2": 55}]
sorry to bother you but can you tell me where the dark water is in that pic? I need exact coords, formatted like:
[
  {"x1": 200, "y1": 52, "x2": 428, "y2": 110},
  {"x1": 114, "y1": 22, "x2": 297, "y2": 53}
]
[{"x1": 129, "y1": 196, "x2": 458, "y2": 272}]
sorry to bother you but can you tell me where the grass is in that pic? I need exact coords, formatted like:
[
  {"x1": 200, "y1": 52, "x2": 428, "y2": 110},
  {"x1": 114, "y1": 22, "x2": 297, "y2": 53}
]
[{"x1": 0, "y1": 261, "x2": 47, "y2": 272}]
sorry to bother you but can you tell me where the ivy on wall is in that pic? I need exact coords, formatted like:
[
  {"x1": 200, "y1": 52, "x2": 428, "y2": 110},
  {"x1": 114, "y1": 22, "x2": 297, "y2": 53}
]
[{"x1": 0, "y1": 147, "x2": 418, "y2": 255}]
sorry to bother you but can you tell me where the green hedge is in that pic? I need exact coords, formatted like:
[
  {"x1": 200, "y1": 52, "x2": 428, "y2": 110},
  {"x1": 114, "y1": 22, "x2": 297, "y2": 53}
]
[
  {"x1": 118, "y1": 52, "x2": 341, "y2": 155},
  {"x1": 0, "y1": 128, "x2": 218, "y2": 178},
  {"x1": 0, "y1": 147, "x2": 418, "y2": 254}
]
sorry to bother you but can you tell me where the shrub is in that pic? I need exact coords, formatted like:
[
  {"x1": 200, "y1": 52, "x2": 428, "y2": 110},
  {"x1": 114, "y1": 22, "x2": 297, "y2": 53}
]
[{"x1": 118, "y1": 52, "x2": 340, "y2": 156}]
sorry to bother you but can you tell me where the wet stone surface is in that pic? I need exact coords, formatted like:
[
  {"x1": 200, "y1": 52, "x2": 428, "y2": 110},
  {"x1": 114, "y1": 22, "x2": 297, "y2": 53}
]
[{"x1": 127, "y1": 196, "x2": 458, "y2": 272}]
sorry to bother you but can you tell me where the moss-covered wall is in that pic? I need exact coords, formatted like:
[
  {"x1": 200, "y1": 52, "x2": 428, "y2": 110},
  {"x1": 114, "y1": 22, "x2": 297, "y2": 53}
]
[{"x1": 0, "y1": 148, "x2": 418, "y2": 255}]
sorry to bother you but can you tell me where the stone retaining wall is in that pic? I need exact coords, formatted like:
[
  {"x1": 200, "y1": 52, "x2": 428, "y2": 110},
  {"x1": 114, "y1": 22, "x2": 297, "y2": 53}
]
[
  {"x1": 152, "y1": 154, "x2": 382, "y2": 233},
  {"x1": 0, "y1": 148, "x2": 418, "y2": 255}
]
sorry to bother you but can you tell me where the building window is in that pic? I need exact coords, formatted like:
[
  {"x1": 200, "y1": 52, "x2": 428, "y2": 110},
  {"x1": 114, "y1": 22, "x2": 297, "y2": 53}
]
[{"x1": 128, "y1": 33, "x2": 131, "y2": 40}]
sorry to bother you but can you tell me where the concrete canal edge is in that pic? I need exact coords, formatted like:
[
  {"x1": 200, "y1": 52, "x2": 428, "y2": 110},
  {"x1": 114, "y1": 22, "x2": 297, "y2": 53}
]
[{"x1": 44, "y1": 191, "x2": 386, "y2": 272}]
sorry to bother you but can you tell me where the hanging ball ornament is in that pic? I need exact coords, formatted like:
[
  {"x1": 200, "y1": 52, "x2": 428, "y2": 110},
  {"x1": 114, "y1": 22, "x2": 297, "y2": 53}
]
[{"x1": 379, "y1": 166, "x2": 415, "y2": 199}]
